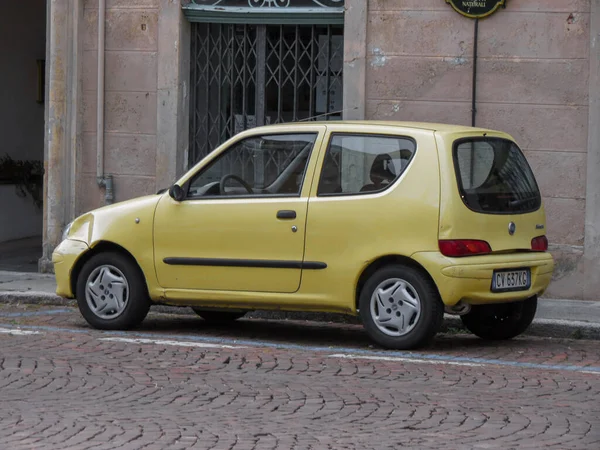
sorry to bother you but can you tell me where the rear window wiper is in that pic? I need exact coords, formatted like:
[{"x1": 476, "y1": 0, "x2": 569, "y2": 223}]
[{"x1": 508, "y1": 196, "x2": 538, "y2": 207}]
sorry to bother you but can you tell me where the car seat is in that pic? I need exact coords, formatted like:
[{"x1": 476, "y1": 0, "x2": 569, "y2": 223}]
[{"x1": 360, "y1": 153, "x2": 396, "y2": 192}]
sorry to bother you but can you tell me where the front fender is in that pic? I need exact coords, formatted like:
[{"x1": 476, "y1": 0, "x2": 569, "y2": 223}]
[{"x1": 64, "y1": 194, "x2": 164, "y2": 300}]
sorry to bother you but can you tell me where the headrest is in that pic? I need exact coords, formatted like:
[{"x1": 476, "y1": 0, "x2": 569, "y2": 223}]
[{"x1": 370, "y1": 153, "x2": 396, "y2": 184}]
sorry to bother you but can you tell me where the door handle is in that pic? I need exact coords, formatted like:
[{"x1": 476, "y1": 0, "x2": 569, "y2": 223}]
[{"x1": 277, "y1": 210, "x2": 297, "y2": 219}]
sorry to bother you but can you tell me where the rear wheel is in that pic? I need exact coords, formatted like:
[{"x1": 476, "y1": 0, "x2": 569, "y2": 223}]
[
  {"x1": 76, "y1": 252, "x2": 150, "y2": 330},
  {"x1": 192, "y1": 309, "x2": 246, "y2": 323},
  {"x1": 359, "y1": 265, "x2": 444, "y2": 350},
  {"x1": 460, "y1": 296, "x2": 537, "y2": 340}
]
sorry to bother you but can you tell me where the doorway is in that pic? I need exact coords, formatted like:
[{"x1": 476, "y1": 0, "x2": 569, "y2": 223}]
[{"x1": 0, "y1": 1, "x2": 46, "y2": 272}]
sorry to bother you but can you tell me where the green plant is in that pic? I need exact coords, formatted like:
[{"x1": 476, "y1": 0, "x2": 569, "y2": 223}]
[{"x1": 0, "y1": 154, "x2": 44, "y2": 209}]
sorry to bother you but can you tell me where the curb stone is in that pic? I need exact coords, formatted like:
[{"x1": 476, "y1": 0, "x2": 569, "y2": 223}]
[{"x1": 0, "y1": 292, "x2": 75, "y2": 306}]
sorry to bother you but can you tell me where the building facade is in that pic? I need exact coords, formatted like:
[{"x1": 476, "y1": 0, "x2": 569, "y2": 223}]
[{"x1": 23, "y1": 0, "x2": 600, "y2": 299}]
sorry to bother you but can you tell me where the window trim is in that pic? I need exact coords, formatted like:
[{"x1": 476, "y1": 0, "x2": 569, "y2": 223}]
[
  {"x1": 183, "y1": 132, "x2": 319, "y2": 201},
  {"x1": 451, "y1": 136, "x2": 542, "y2": 216},
  {"x1": 316, "y1": 132, "x2": 417, "y2": 198}
]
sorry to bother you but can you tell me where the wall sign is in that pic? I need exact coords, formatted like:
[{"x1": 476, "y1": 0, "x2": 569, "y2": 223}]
[{"x1": 446, "y1": 0, "x2": 505, "y2": 19}]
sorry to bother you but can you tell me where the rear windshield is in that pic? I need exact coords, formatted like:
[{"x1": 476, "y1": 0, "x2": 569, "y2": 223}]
[{"x1": 453, "y1": 138, "x2": 541, "y2": 214}]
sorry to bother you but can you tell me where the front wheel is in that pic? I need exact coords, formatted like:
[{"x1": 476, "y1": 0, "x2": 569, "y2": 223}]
[
  {"x1": 359, "y1": 265, "x2": 444, "y2": 350},
  {"x1": 460, "y1": 296, "x2": 537, "y2": 340},
  {"x1": 76, "y1": 252, "x2": 150, "y2": 330}
]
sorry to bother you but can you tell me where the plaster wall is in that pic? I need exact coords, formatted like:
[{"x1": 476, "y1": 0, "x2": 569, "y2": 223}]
[
  {"x1": 0, "y1": 1, "x2": 46, "y2": 162},
  {"x1": 365, "y1": 0, "x2": 591, "y2": 298}
]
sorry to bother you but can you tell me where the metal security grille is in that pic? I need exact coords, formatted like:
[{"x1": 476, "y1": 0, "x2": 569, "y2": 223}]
[{"x1": 189, "y1": 22, "x2": 343, "y2": 166}]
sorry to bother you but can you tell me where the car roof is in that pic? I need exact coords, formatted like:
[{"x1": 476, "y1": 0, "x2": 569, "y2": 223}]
[{"x1": 261, "y1": 120, "x2": 497, "y2": 135}]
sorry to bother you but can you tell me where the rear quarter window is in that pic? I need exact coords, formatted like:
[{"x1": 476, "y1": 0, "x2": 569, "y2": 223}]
[
  {"x1": 317, "y1": 134, "x2": 416, "y2": 196},
  {"x1": 453, "y1": 138, "x2": 541, "y2": 214}
]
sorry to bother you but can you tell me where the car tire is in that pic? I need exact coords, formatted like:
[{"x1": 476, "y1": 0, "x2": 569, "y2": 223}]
[
  {"x1": 359, "y1": 265, "x2": 444, "y2": 350},
  {"x1": 460, "y1": 296, "x2": 537, "y2": 340},
  {"x1": 76, "y1": 252, "x2": 150, "y2": 330},
  {"x1": 192, "y1": 309, "x2": 246, "y2": 323}
]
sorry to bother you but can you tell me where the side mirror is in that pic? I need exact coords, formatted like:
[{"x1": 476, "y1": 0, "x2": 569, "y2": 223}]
[{"x1": 168, "y1": 184, "x2": 185, "y2": 202}]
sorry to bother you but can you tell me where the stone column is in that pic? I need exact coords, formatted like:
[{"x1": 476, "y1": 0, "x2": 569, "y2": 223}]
[
  {"x1": 584, "y1": 0, "x2": 600, "y2": 299},
  {"x1": 342, "y1": 0, "x2": 367, "y2": 121},
  {"x1": 40, "y1": 0, "x2": 82, "y2": 272},
  {"x1": 156, "y1": 0, "x2": 190, "y2": 190},
  {"x1": 339, "y1": 0, "x2": 368, "y2": 189}
]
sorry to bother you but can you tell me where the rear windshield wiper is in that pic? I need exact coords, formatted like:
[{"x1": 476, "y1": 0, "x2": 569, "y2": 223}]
[{"x1": 508, "y1": 196, "x2": 538, "y2": 207}]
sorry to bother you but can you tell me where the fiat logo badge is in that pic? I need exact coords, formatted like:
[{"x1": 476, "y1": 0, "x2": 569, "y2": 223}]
[{"x1": 508, "y1": 222, "x2": 516, "y2": 235}]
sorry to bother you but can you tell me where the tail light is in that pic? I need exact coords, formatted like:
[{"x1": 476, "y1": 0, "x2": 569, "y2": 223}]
[
  {"x1": 439, "y1": 240, "x2": 492, "y2": 257},
  {"x1": 531, "y1": 235, "x2": 548, "y2": 252}
]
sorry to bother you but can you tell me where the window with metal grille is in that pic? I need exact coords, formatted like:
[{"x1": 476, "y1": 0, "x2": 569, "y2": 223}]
[{"x1": 189, "y1": 22, "x2": 343, "y2": 167}]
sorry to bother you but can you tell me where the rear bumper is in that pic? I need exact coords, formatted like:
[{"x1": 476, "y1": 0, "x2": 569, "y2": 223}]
[
  {"x1": 411, "y1": 251, "x2": 554, "y2": 306},
  {"x1": 52, "y1": 239, "x2": 89, "y2": 298}
]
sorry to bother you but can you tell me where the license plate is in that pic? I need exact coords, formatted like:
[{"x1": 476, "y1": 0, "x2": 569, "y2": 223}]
[{"x1": 491, "y1": 269, "x2": 531, "y2": 292}]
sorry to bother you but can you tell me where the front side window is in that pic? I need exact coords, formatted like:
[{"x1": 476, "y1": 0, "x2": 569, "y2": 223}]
[
  {"x1": 453, "y1": 138, "x2": 541, "y2": 214},
  {"x1": 317, "y1": 134, "x2": 416, "y2": 196},
  {"x1": 187, "y1": 133, "x2": 317, "y2": 198}
]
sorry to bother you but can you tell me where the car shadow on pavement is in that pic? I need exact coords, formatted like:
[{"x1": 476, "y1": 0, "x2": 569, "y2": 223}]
[
  {"x1": 129, "y1": 314, "x2": 539, "y2": 353},
  {"x1": 138, "y1": 315, "x2": 374, "y2": 348}
]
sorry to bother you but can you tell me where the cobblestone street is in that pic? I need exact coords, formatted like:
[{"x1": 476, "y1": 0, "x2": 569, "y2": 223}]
[{"x1": 1, "y1": 305, "x2": 599, "y2": 449}]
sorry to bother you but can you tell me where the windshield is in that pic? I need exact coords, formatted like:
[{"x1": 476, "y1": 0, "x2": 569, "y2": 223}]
[{"x1": 453, "y1": 138, "x2": 541, "y2": 214}]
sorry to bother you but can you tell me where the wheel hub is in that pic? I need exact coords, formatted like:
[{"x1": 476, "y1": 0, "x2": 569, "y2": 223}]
[
  {"x1": 85, "y1": 265, "x2": 129, "y2": 320},
  {"x1": 370, "y1": 277, "x2": 422, "y2": 337}
]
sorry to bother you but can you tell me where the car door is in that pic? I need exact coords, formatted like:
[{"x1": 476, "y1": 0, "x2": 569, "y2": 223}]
[{"x1": 153, "y1": 127, "x2": 326, "y2": 294}]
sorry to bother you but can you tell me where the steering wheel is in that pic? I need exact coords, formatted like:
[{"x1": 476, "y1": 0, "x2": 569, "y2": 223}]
[{"x1": 219, "y1": 174, "x2": 253, "y2": 195}]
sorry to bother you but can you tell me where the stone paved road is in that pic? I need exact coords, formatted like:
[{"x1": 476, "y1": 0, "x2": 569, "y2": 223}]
[{"x1": 1, "y1": 305, "x2": 599, "y2": 449}]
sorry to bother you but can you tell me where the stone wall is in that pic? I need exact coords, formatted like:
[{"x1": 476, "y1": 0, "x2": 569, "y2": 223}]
[
  {"x1": 79, "y1": 0, "x2": 160, "y2": 216},
  {"x1": 43, "y1": 0, "x2": 599, "y2": 298},
  {"x1": 365, "y1": 0, "x2": 591, "y2": 298}
]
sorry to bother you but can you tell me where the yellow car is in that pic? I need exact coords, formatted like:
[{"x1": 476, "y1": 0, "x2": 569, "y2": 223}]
[{"x1": 53, "y1": 121, "x2": 554, "y2": 349}]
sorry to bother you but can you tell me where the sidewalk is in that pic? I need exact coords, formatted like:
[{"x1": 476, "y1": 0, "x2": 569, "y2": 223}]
[{"x1": 1, "y1": 270, "x2": 599, "y2": 340}]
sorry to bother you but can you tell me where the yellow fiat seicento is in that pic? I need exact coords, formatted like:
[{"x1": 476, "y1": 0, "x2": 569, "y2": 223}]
[{"x1": 52, "y1": 121, "x2": 554, "y2": 350}]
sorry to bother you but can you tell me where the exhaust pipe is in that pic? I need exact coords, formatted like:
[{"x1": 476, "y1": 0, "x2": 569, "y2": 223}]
[{"x1": 444, "y1": 301, "x2": 471, "y2": 316}]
